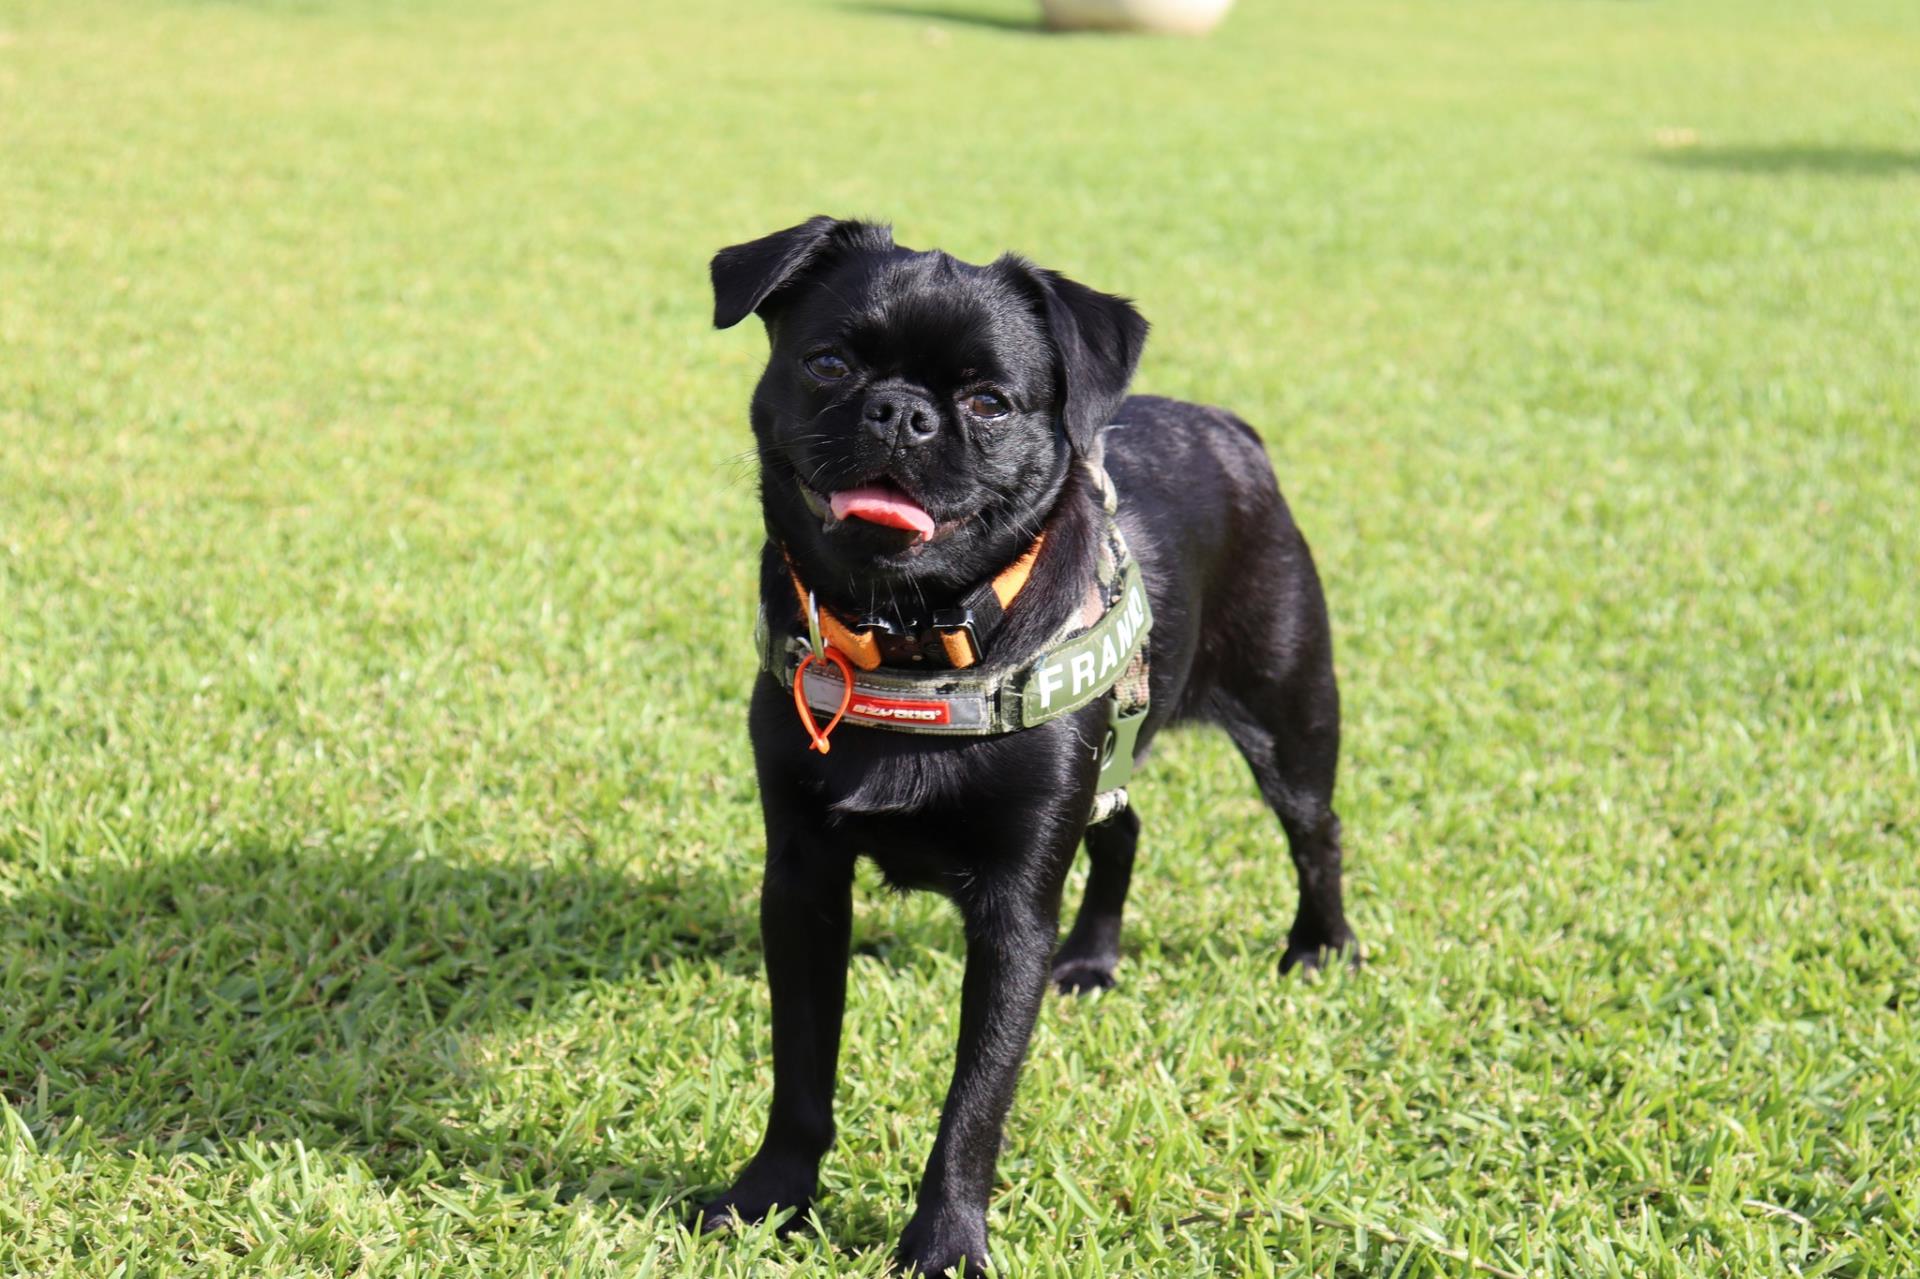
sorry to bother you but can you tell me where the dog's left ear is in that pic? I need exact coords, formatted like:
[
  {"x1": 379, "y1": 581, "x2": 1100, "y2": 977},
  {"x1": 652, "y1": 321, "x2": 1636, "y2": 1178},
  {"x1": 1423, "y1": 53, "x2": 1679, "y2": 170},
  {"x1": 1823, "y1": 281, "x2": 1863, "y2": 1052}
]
[
  {"x1": 1003, "y1": 258, "x2": 1149, "y2": 455},
  {"x1": 711, "y1": 216, "x2": 893, "y2": 330}
]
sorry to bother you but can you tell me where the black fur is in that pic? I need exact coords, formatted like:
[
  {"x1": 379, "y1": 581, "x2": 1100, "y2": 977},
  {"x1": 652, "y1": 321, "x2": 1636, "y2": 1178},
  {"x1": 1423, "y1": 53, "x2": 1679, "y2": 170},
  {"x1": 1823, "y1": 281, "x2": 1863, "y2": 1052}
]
[{"x1": 699, "y1": 218, "x2": 1354, "y2": 1277}]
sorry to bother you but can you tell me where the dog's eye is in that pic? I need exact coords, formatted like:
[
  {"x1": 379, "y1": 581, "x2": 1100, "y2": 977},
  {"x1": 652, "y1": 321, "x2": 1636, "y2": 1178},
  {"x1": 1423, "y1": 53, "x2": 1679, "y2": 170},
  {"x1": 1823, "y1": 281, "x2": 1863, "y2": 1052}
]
[
  {"x1": 804, "y1": 351, "x2": 852, "y2": 381},
  {"x1": 964, "y1": 390, "x2": 1010, "y2": 419}
]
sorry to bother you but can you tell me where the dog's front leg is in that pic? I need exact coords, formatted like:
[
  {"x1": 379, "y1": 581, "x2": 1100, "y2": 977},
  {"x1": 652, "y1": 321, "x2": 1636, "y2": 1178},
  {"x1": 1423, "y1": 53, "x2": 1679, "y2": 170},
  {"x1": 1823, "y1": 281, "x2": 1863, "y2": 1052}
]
[
  {"x1": 897, "y1": 872, "x2": 1066, "y2": 1278},
  {"x1": 700, "y1": 827, "x2": 854, "y2": 1233}
]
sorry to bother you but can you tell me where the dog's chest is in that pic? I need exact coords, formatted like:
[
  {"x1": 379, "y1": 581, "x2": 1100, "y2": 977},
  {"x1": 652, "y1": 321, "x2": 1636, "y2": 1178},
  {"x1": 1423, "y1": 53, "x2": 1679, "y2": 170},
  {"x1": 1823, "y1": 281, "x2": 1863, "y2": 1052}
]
[
  {"x1": 856, "y1": 826, "x2": 985, "y2": 894},
  {"x1": 811, "y1": 731, "x2": 1078, "y2": 893}
]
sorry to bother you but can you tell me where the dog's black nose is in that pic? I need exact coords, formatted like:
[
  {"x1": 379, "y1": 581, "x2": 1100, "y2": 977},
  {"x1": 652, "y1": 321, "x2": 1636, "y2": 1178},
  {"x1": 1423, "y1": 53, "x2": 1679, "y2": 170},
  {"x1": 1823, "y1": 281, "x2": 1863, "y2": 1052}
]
[{"x1": 863, "y1": 392, "x2": 939, "y2": 445}]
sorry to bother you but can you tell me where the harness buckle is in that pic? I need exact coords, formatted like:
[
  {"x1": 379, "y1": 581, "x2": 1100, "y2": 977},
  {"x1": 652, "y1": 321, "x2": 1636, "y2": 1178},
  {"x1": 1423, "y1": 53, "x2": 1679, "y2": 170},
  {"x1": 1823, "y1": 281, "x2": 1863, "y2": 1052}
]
[
  {"x1": 853, "y1": 611, "x2": 912, "y2": 639},
  {"x1": 930, "y1": 607, "x2": 981, "y2": 667},
  {"x1": 850, "y1": 608, "x2": 983, "y2": 668}
]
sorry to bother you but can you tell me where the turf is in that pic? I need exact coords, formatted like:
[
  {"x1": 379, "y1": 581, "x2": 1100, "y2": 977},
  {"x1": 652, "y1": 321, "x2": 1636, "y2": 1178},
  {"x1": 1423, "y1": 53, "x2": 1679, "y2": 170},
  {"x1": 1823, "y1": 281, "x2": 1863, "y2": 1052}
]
[{"x1": 2, "y1": 0, "x2": 1917, "y2": 1274}]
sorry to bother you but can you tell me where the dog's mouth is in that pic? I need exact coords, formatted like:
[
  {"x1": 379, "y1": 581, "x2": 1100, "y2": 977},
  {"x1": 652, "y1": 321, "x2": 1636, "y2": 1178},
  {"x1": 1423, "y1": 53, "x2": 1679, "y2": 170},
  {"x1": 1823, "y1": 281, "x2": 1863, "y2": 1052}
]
[{"x1": 798, "y1": 478, "x2": 942, "y2": 544}]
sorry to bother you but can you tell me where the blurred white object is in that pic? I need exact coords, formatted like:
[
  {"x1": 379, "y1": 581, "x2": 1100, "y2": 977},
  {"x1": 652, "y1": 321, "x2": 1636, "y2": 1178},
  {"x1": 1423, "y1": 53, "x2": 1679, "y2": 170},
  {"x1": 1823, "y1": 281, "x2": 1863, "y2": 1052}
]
[{"x1": 1040, "y1": 0, "x2": 1235, "y2": 33}]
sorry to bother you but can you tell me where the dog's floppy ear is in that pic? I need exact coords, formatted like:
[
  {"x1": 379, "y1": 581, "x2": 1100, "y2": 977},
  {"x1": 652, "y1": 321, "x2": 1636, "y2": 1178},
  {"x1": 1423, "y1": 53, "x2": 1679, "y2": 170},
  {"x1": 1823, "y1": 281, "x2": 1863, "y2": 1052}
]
[
  {"x1": 1003, "y1": 258, "x2": 1149, "y2": 455},
  {"x1": 711, "y1": 217, "x2": 893, "y2": 330}
]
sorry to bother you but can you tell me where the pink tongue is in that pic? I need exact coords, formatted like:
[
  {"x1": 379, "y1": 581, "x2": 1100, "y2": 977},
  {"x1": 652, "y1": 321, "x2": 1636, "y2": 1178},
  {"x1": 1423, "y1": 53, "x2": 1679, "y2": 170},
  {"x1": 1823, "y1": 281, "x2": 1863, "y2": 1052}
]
[{"x1": 830, "y1": 485, "x2": 936, "y2": 541}]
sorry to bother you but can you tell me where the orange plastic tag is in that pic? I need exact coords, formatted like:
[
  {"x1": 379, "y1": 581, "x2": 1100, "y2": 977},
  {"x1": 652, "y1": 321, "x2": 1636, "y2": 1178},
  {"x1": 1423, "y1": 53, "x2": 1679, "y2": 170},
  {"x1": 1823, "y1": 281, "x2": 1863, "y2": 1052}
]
[{"x1": 792, "y1": 646, "x2": 855, "y2": 753}]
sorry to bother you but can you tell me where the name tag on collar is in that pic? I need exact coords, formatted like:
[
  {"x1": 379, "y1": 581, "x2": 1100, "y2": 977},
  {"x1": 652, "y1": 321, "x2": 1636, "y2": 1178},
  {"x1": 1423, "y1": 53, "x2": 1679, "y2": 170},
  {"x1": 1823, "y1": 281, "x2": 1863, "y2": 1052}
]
[{"x1": 1018, "y1": 569, "x2": 1151, "y2": 723}]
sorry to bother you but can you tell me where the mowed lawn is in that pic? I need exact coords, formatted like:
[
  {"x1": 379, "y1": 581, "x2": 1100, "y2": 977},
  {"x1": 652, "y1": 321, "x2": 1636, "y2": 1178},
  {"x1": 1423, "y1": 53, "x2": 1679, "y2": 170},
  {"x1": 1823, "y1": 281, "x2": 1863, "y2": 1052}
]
[{"x1": 3, "y1": 0, "x2": 1917, "y2": 1274}]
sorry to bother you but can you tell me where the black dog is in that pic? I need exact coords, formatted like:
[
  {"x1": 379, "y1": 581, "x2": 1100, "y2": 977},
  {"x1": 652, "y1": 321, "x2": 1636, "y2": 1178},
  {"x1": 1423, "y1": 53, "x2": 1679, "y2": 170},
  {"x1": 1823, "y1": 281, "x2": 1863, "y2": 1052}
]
[{"x1": 700, "y1": 217, "x2": 1353, "y2": 1277}]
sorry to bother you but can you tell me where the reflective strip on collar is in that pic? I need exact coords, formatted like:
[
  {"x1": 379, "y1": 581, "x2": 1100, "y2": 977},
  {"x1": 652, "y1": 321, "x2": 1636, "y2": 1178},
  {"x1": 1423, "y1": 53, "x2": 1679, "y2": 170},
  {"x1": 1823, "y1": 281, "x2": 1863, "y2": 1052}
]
[{"x1": 798, "y1": 665, "x2": 996, "y2": 734}]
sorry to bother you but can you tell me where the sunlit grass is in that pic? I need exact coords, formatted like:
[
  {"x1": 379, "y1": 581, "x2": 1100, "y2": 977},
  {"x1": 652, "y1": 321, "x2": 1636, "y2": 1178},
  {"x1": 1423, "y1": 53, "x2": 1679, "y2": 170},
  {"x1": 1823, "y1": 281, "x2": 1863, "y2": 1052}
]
[{"x1": 2, "y1": 0, "x2": 1917, "y2": 1273}]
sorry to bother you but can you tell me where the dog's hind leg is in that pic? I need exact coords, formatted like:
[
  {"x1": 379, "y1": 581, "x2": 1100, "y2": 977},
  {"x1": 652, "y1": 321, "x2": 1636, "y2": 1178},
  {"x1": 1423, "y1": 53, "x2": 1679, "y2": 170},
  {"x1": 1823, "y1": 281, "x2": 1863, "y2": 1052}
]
[
  {"x1": 1050, "y1": 805, "x2": 1140, "y2": 993},
  {"x1": 1218, "y1": 667, "x2": 1356, "y2": 976}
]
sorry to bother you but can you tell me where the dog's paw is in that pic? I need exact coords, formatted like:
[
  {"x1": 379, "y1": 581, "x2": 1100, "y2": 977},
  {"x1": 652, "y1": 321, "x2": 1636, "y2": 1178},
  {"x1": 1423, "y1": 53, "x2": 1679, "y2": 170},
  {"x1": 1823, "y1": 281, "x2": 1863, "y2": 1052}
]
[
  {"x1": 1279, "y1": 932, "x2": 1359, "y2": 978},
  {"x1": 697, "y1": 1163, "x2": 816, "y2": 1236},
  {"x1": 1050, "y1": 953, "x2": 1118, "y2": 994},
  {"x1": 896, "y1": 1207, "x2": 990, "y2": 1277}
]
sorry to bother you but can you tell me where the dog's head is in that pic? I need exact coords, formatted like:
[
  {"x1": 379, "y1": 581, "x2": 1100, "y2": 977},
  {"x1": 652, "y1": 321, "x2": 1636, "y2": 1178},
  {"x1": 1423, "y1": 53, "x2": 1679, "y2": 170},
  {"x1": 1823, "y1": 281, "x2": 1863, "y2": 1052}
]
[{"x1": 712, "y1": 217, "x2": 1147, "y2": 600}]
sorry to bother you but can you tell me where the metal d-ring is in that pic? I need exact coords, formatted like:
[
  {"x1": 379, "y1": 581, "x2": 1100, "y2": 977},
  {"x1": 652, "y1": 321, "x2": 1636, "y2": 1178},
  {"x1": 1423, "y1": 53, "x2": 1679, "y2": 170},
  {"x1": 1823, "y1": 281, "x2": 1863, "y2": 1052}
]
[{"x1": 805, "y1": 589, "x2": 824, "y2": 657}]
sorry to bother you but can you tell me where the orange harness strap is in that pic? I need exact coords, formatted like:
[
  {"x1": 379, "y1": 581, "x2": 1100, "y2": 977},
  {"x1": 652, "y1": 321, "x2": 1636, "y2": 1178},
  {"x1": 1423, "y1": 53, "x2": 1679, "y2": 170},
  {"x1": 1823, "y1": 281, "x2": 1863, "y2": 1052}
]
[
  {"x1": 989, "y1": 538, "x2": 1044, "y2": 609},
  {"x1": 938, "y1": 536, "x2": 1044, "y2": 667},
  {"x1": 788, "y1": 568, "x2": 885, "y2": 671}
]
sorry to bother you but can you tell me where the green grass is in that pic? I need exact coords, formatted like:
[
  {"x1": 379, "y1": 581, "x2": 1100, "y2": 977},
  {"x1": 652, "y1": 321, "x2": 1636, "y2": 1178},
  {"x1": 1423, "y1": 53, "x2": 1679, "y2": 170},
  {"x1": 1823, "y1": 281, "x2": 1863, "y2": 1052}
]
[{"x1": 2, "y1": 0, "x2": 1917, "y2": 1273}]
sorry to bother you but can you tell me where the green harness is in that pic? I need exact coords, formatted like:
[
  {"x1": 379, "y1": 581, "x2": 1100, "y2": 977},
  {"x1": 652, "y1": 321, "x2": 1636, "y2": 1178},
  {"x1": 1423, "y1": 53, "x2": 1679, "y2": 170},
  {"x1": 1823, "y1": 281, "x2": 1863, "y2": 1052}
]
[{"x1": 756, "y1": 462, "x2": 1152, "y2": 821}]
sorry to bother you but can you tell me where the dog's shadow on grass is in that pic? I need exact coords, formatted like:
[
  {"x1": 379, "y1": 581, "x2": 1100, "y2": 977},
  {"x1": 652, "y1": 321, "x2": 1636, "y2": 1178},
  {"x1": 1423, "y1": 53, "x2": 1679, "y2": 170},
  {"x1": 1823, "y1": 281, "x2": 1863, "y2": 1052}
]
[
  {"x1": 0, "y1": 839, "x2": 761, "y2": 1206},
  {"x1": 1648, "y1": 143, "x2": 1920, "y2": 177}
]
